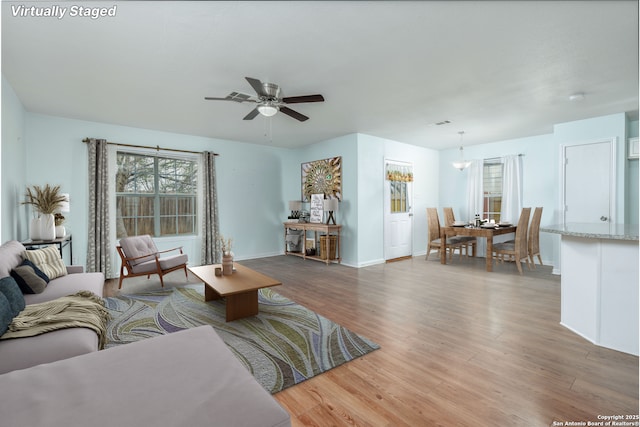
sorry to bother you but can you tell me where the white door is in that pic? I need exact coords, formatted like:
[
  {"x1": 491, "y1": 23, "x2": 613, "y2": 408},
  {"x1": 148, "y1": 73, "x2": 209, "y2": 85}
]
[
  {"x1": 384, "y1": 161, "x2": 413, "y2": 260},
  {"x1": 563, "y1": 139, "x2": 616, "y2": 223}
]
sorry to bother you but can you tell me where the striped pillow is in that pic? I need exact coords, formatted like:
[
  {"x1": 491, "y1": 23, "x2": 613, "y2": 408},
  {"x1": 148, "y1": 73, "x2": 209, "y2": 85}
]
[{"x1": 22, "y1": 246, "x2": 67, "y2": 280}]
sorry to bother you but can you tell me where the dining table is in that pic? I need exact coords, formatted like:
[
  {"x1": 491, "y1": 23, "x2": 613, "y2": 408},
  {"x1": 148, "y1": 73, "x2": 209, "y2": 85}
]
[{"x1": 440, "y1": 224, "x2": 517, "y2": 272}]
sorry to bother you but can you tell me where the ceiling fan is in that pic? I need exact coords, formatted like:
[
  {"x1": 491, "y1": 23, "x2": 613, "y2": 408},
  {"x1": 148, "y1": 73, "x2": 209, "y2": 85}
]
[{"x1": 205, "y1": 77, "x2": 324, "y2": 122}]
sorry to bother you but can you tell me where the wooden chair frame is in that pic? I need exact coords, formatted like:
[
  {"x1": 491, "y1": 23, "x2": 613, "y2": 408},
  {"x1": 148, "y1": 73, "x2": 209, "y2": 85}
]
[
  {"x1": 492, "y1": 207, "x2": 532, "y2": 274},
  {"x1": 426, "y1": 208, "x2": 464, "y2": 261},
  {"x1": 116, "y1": 245, "x2": 188, "y2": 289},
  {"x1": 528, "y1": 207, "x2": 543, "y2": 268},
  {"x1": 443, "y1": 207, "x2": 477, "y2": 257}
]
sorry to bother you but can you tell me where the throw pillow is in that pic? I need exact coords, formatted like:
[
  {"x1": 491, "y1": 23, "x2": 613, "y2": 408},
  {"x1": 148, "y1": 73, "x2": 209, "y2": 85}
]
[
  {"x1": 0, "y1": 276, "x2": 26, "y2": 317},
  {"x1": 19, "y1": 259, "x2": 50, "y2": 283},
  {"x1": 22, "y1": 245, "x2": 67, "y2": 280},
  {"x1": 0, "y1": 292, "x2": 13, "y2": 336},
  {"x1": 10, "y1": 260, "x2": 49, "y2": 294}
]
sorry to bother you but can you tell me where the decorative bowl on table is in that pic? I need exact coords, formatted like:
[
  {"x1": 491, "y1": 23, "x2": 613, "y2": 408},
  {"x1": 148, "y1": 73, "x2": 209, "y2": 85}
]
[
  {"x1": 497, "y1": 222, "x2": 512, "y2": 227},
  {"x1": 481, "y1": 223, "x2": 498, "y2": 228},
  {"x1": 452, "y1": 221, "x2": 466, "y2": 227}
]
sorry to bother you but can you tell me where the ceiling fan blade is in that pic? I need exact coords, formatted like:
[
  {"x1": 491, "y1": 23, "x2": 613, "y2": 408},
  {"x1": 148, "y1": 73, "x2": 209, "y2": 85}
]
[
  {"x1": 243, "y1": 108, "x2": 260, "y2": 120},
  {"x1": 280, "y1": 106, "x2": 309, "y2": 122},
  {"x1": 205, "y1": 92, "x2": 256, "y2": 103},
  {"x1": 245, "y1": 77, "x2": 268, "y2": 97},
  {"x1": 282, "y1": 94, "x2": 325, "y2": 104}
]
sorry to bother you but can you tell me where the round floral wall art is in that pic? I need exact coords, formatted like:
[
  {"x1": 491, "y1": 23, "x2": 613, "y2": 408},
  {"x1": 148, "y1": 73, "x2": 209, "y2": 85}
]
[{"x1": 301, "y1": 156, "x2": 342, "y2": 201}]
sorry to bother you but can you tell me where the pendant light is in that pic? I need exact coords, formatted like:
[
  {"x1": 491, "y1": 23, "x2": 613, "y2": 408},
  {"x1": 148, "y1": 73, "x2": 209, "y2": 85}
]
[{"x1": 452, "y1": 131, "x2": 472, "y2": 171}]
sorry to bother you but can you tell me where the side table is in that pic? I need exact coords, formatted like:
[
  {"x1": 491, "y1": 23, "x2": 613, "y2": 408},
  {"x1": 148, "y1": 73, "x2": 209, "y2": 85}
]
[{"x1": 21, "y1": 234, "x2": 73, "y2": 264}]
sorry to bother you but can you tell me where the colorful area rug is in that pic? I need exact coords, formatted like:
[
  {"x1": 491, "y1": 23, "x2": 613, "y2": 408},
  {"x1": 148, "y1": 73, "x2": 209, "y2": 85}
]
[{"x1": 104, "y1": 285, "x2": 379, "y2": 394}]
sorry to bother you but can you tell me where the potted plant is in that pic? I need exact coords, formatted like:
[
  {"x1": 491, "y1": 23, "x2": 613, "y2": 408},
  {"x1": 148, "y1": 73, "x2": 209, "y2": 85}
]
[
  {"x1": 54, "y1": 213, "x2": 67, "y2": 238},
  {"x1": 23, "y1": 184, "x2": 67, "y2": 240}
]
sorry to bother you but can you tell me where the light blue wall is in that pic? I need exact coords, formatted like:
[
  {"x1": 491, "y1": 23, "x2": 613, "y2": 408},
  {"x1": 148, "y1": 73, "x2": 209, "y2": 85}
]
[
  {"x1": 554, "y1": 113, "x2": 628, "y2": 224},
  {"x1": 280, "y1": 133, "x2": 439, "y2": 267},
  {"x1": 438, "y1": 112, "x2": 639, "y2": 272},
  {"x1": 357, "y1": 134, "x2": 439, "y2": 262},
  {"x1": 356, "y1": 135, "x2": 385, "y2": 265},
  {"x1": 1, "y1": 76, "x2": 27, "y2": 242},
  {"x1": 281, "y1": 134, "x2": 359, "y2": 265},
  {"x1": 3, "y1": 76, "x2": 636, "y2": 273},
  {"x1": 439, "y1": 133, "x2": 559, "y2": 265},
  {"x1": 17, "y1": 112, "x2": 287, "y2": 276}
]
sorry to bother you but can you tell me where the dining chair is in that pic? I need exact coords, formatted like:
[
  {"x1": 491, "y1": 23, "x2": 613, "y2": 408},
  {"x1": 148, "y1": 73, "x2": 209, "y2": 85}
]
[
  {"x1": 528, "y1": 207, "x2": 543, "y2": 268},
  {"x1": 492, "y1": 207, "x2": 532, "y2": 274},
  {"x1": 443, "y1": 207, "x2": 476, "y2": 257},
  {"x1": 425, "y1": 208, "x2": 464, "y2": 261}
]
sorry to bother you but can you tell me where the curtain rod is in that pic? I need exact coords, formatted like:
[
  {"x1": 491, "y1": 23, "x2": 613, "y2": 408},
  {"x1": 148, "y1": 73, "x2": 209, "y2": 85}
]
[
  {"x1": 82, "y1": 138, "x2": 219, "y2": 156},
  {"x1": 484, "y1": 153, "x2": 525, "y2": 162}
]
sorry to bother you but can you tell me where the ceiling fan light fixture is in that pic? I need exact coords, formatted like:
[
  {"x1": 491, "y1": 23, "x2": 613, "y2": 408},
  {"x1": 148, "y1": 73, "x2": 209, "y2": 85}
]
[{"x1": 257, "y1": 104, "x2": 279, "y2": 117}]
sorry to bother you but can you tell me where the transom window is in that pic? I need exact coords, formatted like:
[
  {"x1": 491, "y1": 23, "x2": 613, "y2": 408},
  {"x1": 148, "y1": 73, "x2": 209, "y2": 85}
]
[
  {"x1": 483, "y1": 161, "x2": 503, "y2": 222},
  {"x1": 116, "y1": 151, "x2": 198, "y2": 238}
]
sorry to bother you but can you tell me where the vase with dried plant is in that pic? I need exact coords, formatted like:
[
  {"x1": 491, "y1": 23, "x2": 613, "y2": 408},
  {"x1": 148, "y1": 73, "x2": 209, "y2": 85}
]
[{"x1": 23, "y1": 184, "x2": 67, "y2": 241}]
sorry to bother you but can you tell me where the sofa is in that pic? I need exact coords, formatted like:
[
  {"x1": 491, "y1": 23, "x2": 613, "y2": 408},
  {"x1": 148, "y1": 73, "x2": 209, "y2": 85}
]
[
  {"x1": 0, "y1": 325, "x2": 291, "y2": 427},
  {"x1": 0, "y1": 240, "x2": 105, "y2": 374}
]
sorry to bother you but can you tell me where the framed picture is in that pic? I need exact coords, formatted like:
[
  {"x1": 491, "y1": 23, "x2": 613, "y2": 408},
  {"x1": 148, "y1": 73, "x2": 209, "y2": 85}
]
[
  {"x1": 309, "y1": 193, "x2": 324, "y2": 223},
  {"x1": 301, "y1": 156, "x2": 342, "y2": 202}
]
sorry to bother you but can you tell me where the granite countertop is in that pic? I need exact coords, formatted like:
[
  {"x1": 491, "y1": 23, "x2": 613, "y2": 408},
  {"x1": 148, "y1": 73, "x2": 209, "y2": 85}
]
[{"x1": 541, "y1": 223, "x2": 639, "y2": 241}]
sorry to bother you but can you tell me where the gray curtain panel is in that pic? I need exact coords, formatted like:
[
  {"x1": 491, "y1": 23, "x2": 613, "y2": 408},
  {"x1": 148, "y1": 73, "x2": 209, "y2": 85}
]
[
  {"x1": 201, "y1": 151, "x2": 221, "y2": 265},
  {"x1": 87, "y1": 138, "x2": 112, "y2": 274}
]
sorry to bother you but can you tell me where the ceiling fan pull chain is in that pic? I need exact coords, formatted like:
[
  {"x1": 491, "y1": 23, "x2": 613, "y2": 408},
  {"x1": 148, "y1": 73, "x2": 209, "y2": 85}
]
[{"x1": 263, "y1": 115, "x2": 273, "y2": 144}]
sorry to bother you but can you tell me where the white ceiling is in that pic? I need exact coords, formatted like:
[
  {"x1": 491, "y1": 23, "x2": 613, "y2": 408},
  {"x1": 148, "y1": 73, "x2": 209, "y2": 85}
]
[{"x1": 2, "y1": 1, "x2": 638, "y2": 150}]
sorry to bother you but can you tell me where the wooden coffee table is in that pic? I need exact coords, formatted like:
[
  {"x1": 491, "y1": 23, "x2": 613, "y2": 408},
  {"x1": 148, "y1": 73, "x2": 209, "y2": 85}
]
[{"x1": 188, "y1": 263, "x2": 281, "y2": 322}]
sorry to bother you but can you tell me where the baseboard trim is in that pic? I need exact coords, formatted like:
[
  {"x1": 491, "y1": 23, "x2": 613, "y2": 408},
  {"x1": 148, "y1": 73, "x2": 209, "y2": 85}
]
[
  {"x1": 341, "y1": 258, "x2": 385, "y2": 268},
  {"x1": 386, "y1": 256, "x2": 412, "y2": 263},
  {"x1": 235, "y1": 251, "x2": 283, "y2": 262}
]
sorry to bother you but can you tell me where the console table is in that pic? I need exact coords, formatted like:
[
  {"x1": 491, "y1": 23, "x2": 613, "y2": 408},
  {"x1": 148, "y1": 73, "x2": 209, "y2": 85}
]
[
  {"x1": 283, "y1": 222, "x2": 341, "y2": 265},
  {"x1": 21, "y1": 234, "x2": 73, "y2": 264}
]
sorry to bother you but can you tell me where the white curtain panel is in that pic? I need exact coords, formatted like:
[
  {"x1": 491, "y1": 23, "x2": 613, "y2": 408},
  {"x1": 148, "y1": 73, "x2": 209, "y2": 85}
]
[
  {"x1": 465, "y1": 159, "x2": 484, "y2": 222},
  {"x1": 500, "y1": 154, "x2": 523, "y2": 224}
]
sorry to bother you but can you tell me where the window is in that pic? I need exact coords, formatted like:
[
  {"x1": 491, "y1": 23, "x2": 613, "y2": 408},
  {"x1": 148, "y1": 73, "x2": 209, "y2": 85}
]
[
  {"x1": 483, "y1": 161, "x2": 503, "y2": 222},
  {"x1": 116, "y1": 151, "x2": 198, "y2": 238},
  {"x1": 386, "y1": 162, "x2": 413, "y2": 213},
  {"x1": 390, "y1": 181, "x2": 410, "y2": 213}
]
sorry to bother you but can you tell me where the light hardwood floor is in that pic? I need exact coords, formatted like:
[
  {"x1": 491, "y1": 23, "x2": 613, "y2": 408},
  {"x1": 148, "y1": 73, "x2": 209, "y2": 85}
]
[{"x1": 234, "y1": 255, "x2": 639, "y2": 427}]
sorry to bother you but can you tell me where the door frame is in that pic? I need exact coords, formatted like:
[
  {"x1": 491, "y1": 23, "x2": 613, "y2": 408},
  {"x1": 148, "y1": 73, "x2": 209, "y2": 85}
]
[
  {"x1": 383, "y1": 159, "x2": 414, "y2": 260},
  {"x1": 560, "y1": 137, "x2": 617, "y2": 224}
]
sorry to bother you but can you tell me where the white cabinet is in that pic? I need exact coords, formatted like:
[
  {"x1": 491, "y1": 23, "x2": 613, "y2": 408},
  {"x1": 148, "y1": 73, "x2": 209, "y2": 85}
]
[{"x1": 560, "y1": 235, "x2": 639, "y2": 356}]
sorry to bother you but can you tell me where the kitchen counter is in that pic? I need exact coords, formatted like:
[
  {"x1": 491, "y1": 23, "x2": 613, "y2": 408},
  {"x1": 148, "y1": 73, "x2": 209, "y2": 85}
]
[
  {"x1": 541, "y1": 222, "x2": 639, "y2": 241},
  {"x1": 542, "y1": 223, "x2": 638, "y2": 356}
]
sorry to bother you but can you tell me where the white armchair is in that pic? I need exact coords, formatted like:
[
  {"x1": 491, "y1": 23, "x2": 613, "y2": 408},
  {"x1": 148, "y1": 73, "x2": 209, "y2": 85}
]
[{"x1": 116, "y1": 235, "x2": 188, "y2": 289}]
